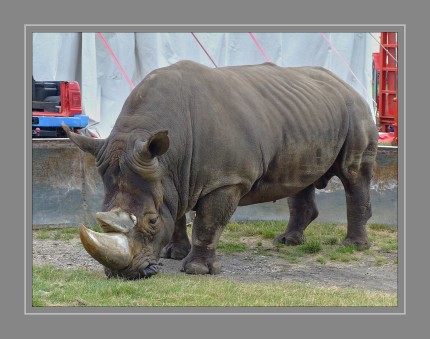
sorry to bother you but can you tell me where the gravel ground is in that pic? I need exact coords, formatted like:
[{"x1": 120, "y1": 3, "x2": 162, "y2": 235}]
[{"x1": 32, "y1": 236, "x2": 397, "y2": 293}]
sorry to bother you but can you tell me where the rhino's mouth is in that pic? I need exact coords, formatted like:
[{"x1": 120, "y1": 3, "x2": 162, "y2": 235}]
[
  {"x1": 104, "y1": 262, "x2": 161, "y2": 280},
  {"x1": 79, "y1": 224, "x2": 160, "y2": 280}
]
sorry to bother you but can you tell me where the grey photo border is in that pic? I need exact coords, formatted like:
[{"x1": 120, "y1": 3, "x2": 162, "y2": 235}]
[
  {"x1": 4, "y1": 0, "x2": 429, "y2": 337},
  {"x1": 25, "y1": 24, "x2": 405, "y2": 315}
]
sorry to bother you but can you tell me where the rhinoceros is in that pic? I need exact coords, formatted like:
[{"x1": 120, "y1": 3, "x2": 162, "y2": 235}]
[{"x1": 64, "y1": 60, "x2": 378, "y2": 279}]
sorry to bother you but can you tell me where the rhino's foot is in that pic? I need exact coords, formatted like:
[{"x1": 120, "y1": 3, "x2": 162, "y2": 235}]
[
  {"x1": 273, "y1": 232, "x2": 306, "y2": 246},
  {"x1": 341, "y1": 237, "x2": 371, "y2": 251},
  {"x1": 181, "y1": 248, "x2": 221, "y2": 275},
  {"x1": 160, "y1": 241, "x2": 191, "y2": 260}
]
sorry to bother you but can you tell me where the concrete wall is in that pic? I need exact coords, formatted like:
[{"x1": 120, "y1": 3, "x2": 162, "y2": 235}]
[
  {"x1": 32, "y1": 139, "x2": 104, "y2": 228},
  {"x1": 32, "y1": 140, "x2": 398, "y2": 228}
]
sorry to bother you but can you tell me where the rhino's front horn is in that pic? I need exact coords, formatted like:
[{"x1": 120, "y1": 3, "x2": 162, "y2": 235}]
[{"x1": 79, "y1": 224, "x2": 132, "y2": 270}]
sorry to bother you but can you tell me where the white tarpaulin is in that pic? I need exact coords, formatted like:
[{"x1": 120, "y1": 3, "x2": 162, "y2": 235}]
[{"x1": 33, "y1": 32, "x2": 375, "y2": 138}]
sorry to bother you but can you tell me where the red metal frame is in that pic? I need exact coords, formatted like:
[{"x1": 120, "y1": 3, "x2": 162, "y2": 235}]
[{"x1": 378, "y1": 32, "x2": 398, "y2": 145}]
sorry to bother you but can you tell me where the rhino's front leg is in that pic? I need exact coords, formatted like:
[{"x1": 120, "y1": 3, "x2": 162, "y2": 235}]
[
  {"x1": 181, "y1": 186, "x2": 242, "y2": 275},
  {"x1": 160, "y1": 215, "x2": 191, "y2": 260}
]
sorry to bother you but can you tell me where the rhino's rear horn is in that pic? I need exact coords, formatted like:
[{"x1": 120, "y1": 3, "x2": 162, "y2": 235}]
[
  {"x1": 96, "y1": 210, "x2": 136, "y2": 233},
  {"x1": 62, "y1": 123, "x2": 104, "y2": 157}
]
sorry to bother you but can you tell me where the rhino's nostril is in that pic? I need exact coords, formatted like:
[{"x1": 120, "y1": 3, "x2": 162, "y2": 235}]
[
  {"x1": 144, "y1": 265, "x2": 158, "y2": 277},
  {"x1": 140, "y1": 262, "x2": 159, "y2": 278}
]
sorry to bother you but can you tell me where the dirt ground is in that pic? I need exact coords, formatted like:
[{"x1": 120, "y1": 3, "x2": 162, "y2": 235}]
[{"x1": 32, "y1": 235, "x2": 398, "y2": 293}]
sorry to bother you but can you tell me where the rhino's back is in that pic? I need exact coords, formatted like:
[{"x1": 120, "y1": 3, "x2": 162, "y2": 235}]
[
  {"x1": 131, "y1": 61, "x2": 372, "y2": 208},
  {"x1": 177, "y1": 61, "x2": 352, "y2": 146},
  {"x1": 168, "y1": 63, "x2": 353, "y2": 198}
]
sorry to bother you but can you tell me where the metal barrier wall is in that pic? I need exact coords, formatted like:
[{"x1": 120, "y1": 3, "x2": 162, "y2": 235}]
[
  {"x1": 32, "y1": 139, "x2": 104, "y2": 228},
  {"x1": 32, "y1": 140, "x2": 398, "y2": 228}
]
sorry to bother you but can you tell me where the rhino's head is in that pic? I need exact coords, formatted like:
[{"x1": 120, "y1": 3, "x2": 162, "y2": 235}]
[{"x1": 63, "y1": 124, "x2": 175, "y2": 279}]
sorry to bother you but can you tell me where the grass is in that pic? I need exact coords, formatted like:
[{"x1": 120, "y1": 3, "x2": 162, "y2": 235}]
[
  {"x1": 32, "y1": 221, "x2": 398, "y2": 307},
  {"x1": 223, "y1": 220, "x2": 286, "y2": 239},
  {"x1": 299, "y1": 240, "x2": 322, "y2": 254},
  {"x1": 217, "y1": 241, "x2": 247, "y2": 254},
  {"x1": 217, "y1": 221, "x2": 397, "y2": 265},
  {"x1": 34, "y1": 227, "x2": 79, "y2": 241},
  {"x1": 33, "y1": 221, "x2": 398, "y2": 265},
  {"x1": 32, "y1": 265, "x2": 396, "y2": 307},
  {"x1": 33, "y1": 225, "x2": 102, "y2": 241}
]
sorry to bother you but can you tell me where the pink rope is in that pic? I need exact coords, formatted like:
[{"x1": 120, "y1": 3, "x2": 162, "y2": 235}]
[
  {"x1": 369, "y1": 32, "x2": 397, "y2": 63},
  {"x1": 191, "y1": 33, "x2": 218, "y2": 68},
  {"x1": 319, "y1": 33, "x2": 369, "y2": 96},
  {"x1": 249, "y1": 33, "x2": 271, "y2": 62},
  {"x1": 97, "y1": 32, "x2": 135, "y2": 89}
]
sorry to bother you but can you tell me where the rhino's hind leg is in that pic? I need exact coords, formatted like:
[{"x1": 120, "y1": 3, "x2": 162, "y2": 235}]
[
  {"x1": 181, "y1": 186, "x2": 242, "y2": 275},
  {"x1": 338, "y1": 161, "x2": 374, "y2": 250},
  {"x1": 160, "y1": 215, "x2": 191, "y2": 260},
  {"x1": 274, "y1": 185, "x2": 318, "y2": 246}
]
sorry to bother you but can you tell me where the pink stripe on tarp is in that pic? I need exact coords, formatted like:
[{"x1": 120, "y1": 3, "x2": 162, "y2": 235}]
[
  {"x1": 249, "y1": 33, "x2": 271, "y2": 62},
  {"x1": 97, "y1": 33, "x2": 135, "y2": 89},
  {"x1": 320, "y1": 33, "x2": 377, "y2": 108},
  {"x1": 319, "y1": 33, "x2": 365, "y2": 93},
  {"x1": 191, "y1": 33, "x2": 218, "y2": 68}
]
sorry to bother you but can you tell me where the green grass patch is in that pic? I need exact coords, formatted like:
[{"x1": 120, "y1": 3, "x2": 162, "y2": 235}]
[
  {"x1": 33, "y1": 225, "x2": 104, "y2": 241},
  {"x1": 34, "y1": 228, "x2": 79, "y2": 241},
  {"x1": 336, "y1": 245, "x2": 358, "y2": 254},
  {"x1": 316, "y1": 257, "x2": 326, "y2": 265},
  {"x1": 33, "y1": 221, "x2": 398, "y2": 307},
  {"x1": 33, "y1": 231, "x2": 51, "y2": 240},
  {"x1": 232, "y1": 221, "x2": 395, "y2": 265},
  {"x1": 298, "y1": 240, "x2": 322, "y2": 254},
  {"x1": 369, "y1": 224, "x2": 397, "y2": 233},
  {"x1": 32, "y1": 265, "x2": 396, "y2": 307},
  {"x1": 379, "y1": 239, "x2": 398, "y2": 253},
  {"x1": 34, "y1": 221, "x2": 397, "y2": 267},
  {"x1": 254, "y1": 248, "x2": 273, "y2": 256},
  {"x1": 217, "y1": 241, "x2": 247, "y2": 254},
  {"x1": 274, "y1": 246, "x2": 305, "y2": 264},
  {"x1": 323, "y1": 237, "x2": 339, "y2": 245},
  {"x1": 261, "y1": 230, "x2": 277, "y2": 239},
  {"x1": 225, "y1": 221, "x2": 285, "y2": 238},
  {"x1": 324, "y1": 245, "x2": 359, "y2": 262},
  {"x1": 375, "y1": 256, "x2": 388, "y2": 266}
]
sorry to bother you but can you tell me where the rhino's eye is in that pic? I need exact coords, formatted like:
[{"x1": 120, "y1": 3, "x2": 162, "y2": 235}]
[{"x1": 148, "y1": 215, "x2": 159, "y2": 225}]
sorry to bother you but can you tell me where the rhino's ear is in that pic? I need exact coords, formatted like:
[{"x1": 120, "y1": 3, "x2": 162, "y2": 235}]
[
  {"x1": 62, "y1": 123, "x2": 104, "y2": 157},
  {"x1": 135, "y1": 129, "x2": 169, "y2": 160}
]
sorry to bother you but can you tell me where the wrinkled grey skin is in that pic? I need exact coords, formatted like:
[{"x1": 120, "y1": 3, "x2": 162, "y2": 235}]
[{"x1": 65, "y1": 60, "x2": 378, "y2": 279}]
